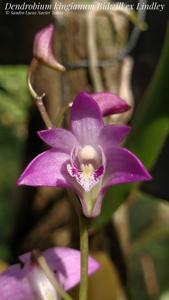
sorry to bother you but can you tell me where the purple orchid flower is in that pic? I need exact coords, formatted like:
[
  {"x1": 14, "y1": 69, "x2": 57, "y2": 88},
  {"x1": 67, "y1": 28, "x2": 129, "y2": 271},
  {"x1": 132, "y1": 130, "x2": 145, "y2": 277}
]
[
  {"x1": 33, "y1": 24, "x2": 65, "y2": 72},
  {"x1": 0, "y1": 247, "x2": 99, "y2": 300},
  {"x1": 18, "y1": 92, "x2": 151, "y2": 217}
]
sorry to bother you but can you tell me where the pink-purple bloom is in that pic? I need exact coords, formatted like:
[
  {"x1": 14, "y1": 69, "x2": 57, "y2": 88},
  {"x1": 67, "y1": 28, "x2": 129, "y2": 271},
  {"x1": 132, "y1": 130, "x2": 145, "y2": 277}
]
[
  {"x1": 33, "y1": 24, "x2": 65, "y2": 72},
  {"x1": 91, "y1": 92, "x2": 130, "y2": 117},
  {"x1": 0, "y1": 247, "x2": 99, "y2": 300},
  {"x1": 18, "y1": 92, "x2": 151, "y2": 217}
]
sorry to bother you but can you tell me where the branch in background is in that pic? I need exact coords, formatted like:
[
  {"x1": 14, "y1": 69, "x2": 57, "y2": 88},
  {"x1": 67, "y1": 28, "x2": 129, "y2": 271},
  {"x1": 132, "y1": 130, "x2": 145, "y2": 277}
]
[
  {"x1": 118, "y1": 0, "x2": 147, "y2": 59},
  {"x1": 110, "y1": 56, "x2": 134, "y2": 124},
  {"x1": 86, "y1": 11, "x2": 104, "y2": 92},
  {"x1": 141, "y1": 253, "x2": 159, "y2": 299},
  {"x1": 85, "y1": 0, "x2": 147, "y2": 93}
]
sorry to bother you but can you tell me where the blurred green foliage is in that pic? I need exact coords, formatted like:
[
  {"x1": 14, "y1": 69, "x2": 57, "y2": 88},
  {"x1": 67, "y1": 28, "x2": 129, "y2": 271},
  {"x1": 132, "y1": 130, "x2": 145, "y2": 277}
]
[
  {"x1": 0, "y1": 66, "x2": 29, "y2": 260},
  {"x1": 0, "y1": 66, "x2": 29, "y2": 130}
]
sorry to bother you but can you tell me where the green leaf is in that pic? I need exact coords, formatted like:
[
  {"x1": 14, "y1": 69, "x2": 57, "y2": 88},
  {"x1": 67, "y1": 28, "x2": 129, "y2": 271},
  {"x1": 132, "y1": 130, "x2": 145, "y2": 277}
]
[
  {"x1": 93, "y1": 26, "x2": 169, "y2": 229},
  {"x1": 160, "y1": 291, "x2": 169, "y2": 300},
  {"x1": 126, "y1": 26, "x2": 169, "y2": 168},
  {"x1": 129, "y1": 192, "x2": 169, "y2": 256}
]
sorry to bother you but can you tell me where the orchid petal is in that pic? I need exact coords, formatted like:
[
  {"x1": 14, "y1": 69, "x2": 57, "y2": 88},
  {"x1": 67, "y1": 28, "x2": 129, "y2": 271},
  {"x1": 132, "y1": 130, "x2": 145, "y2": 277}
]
[
  {"x1": 0, "y1": 264, "x2": 34, "y2": 300},
  {"x1": 33, "y1": 24, "x2": 65, "y2": 71},
  {"x1": 38, "y1": 128, "x2": 79, "y2": 154},
  {"x1": 17, "y1": 150, "x2": 70, "y2": 187},
  {"x1": 20, "y1": 247, "x2": 99, "y2": 291},
  {"x1": 70, "y1": 92, "x2": 104, "y2": 146},
  {"x1": 91, "y1": 92, "x2": 130, "y2": 117},
  {"x1": 104, "y1": 146, "x2": 152, "y2": 188},
  {"x1": 98, "y1": 125, "x2": 131, "y2": 147},
  {"x1": 0, "y1": 248, "x2": 99, "y2": 300}
]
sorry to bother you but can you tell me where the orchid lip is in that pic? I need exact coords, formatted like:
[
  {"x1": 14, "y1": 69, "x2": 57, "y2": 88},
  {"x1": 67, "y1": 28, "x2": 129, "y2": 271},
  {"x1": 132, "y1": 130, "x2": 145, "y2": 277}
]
[{"x1": 67, "y1": 163, "x2": 104, "y2": 192}]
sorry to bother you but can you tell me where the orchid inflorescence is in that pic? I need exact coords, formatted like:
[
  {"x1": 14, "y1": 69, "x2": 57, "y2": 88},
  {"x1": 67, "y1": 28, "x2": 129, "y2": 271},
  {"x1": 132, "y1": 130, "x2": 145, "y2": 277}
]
[{"x1": 0, "y1": 23, "x2": 152, "y2": 300}]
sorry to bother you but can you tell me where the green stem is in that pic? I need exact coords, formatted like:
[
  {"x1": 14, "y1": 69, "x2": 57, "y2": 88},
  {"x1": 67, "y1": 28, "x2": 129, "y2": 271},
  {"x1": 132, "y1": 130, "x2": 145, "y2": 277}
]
[{"x1": 79, "y1": 215, "x2": 89, "y2": 300}]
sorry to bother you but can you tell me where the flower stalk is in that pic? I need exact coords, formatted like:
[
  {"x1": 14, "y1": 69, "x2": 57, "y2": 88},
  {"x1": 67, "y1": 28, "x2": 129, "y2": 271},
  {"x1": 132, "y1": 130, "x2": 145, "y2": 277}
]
[
  {"x1": 79, "y1": 215, "x2": 89, "y2": 300},
  {"x1": 27, "y1": 58, "x2": 53, "y2": 129},
  {"x1": 32, "y1": 249, "x2": 74, "y2": 300}
]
